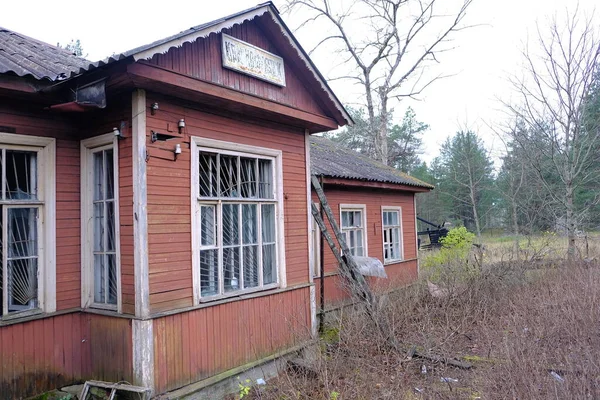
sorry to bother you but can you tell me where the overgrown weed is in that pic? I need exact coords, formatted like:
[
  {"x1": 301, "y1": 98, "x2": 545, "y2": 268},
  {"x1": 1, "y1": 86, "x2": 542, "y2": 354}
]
[{"x1": 250, "y1": 236, "x2": 600, "y2": 399}]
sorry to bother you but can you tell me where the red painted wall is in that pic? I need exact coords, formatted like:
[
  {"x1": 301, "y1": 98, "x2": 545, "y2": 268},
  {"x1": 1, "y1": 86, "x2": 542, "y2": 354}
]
[
  {"x1": 145, "y1": 93, "x2": 310, "y2": 313},
  {"x1": 152, "y1": 286, "x2": 310, "y2": 394},
  {"x1": 312, "y1": 185, "x2": 419, "y2": 308}
]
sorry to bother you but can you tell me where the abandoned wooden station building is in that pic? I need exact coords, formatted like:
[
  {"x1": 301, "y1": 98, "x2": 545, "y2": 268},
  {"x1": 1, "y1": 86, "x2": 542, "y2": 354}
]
[{"x1": 0, "y1": 2, "x2": 432, "y2": 398}]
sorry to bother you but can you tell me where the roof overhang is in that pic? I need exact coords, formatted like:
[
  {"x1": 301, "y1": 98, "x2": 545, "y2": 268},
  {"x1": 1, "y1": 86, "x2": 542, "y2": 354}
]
[
  {"x1": 64, "y1": 2, "x2": 352, "y2": 127},
  {"x1": 318, "y1": 176, "x2": 433, "y2": 192}
]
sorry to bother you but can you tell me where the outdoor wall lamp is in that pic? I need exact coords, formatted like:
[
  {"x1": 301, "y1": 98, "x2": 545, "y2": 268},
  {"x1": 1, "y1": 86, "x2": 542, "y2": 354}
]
[{"x1": 150, "y1": 102, "x2": 159, "y2": 115}]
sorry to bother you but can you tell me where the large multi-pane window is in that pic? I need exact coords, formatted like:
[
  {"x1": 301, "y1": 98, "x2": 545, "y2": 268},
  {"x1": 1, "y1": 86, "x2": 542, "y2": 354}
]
[
  {"x1": 0, "y1": 148, "x2": 41, "y2": 317},
  {"x1": 382, "y1": 207, "x2": 402, "y2": 263},
  {"x1": 340, "y1": 206, "x2": 366, "y2": 257},
  {"x1": 196, "y1": 147, "x2": 279, "y2": 299},
  {"x1": 82, "y1": 135, "x2": 120, "y2": 311}
]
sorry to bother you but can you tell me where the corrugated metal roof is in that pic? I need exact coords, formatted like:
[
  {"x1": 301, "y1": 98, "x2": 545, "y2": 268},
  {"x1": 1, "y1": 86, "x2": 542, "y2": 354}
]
[
  {"x1": 0, "y1": 27, "x2": 90, "y2": 81},
  {"x1": 310, "y1": 136, "x2": 434, "y2": 189}
]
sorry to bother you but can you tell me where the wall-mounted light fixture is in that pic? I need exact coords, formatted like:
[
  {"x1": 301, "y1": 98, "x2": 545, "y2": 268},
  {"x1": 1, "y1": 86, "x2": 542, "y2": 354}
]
[
  {"x1": 150, "y1": 102, "x2": 159, "y2": 115},
  {"x1": 178, "y1": 119, "x2": 186, "y2": 134},
  {"x1": 174, "y1": 143, "x2": 182, "y2": 160},
  {"x1": 113, "y1": 127, "x2": 124, "y2": 140}
]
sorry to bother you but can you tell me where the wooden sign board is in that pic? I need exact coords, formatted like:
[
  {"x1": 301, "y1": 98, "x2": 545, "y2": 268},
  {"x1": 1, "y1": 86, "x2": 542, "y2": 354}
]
[{"x1": 221, "y1": 33, "x2": 286, "y2": 87}]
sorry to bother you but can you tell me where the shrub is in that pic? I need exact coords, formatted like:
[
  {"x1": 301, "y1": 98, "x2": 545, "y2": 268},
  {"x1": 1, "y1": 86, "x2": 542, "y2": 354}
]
[{"x1": 421, "y1": 227, "x2": 477, "y2": 283}]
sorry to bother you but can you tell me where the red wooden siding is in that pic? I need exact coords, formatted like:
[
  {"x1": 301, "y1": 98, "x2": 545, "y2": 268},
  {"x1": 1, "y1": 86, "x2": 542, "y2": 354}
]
[
  {"x1": 0, "y1": 312, "x2": 132, "y2": 399},
  {"x1": 146, "y1": 16, "x2": 329, "y2": 119},
  {"x1": 145, "y1": 94, "x2": 310, "y2": 313},
  {"x1": 153, "y1": 286, "x2": 310, "y2": 394},
  {"x1": 312, "y1": 186, "x2": 419, "y2": 308}
]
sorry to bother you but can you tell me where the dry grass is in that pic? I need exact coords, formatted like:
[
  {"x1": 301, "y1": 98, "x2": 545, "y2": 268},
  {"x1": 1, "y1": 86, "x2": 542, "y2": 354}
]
[{"x1": 244, "y1": 237, "x2": 600, "y2": 400}]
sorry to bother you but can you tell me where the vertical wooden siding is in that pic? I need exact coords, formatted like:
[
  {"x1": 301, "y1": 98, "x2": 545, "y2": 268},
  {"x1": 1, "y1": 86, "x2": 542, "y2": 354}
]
[
  {"x1": 312, "y1": 187, "x2": 419, "y2": 307},
  {"x1": 146, "y1": 94, "x2": 310, "y2": 313},
  {"x1": 153, "y1": 286, "x2": 310, "y2": 394},
  {"x1": 146, "y1": 16, "x2": 328, "y2": 118},
  {"x1": 0, "y1": 312, "x2": 132, "y2": 399}
]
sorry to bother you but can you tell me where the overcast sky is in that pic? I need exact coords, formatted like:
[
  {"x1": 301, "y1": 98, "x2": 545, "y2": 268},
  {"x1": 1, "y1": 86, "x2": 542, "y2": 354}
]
[{"x1": 2, "y1": 0, "x2": 596, "y2": 163}]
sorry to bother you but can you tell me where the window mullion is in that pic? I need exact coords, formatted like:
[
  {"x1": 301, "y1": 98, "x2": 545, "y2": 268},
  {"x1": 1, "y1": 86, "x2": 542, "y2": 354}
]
[
  {"x1": 258, "y1": 203, "x2": 263, "y2": 287},
  {"x1": 2, "y1": 205, "x2": 7, "y2": 316},
  {"x1": 1, "y1": 148, "x2": 5, "y2": 200},
  {"x1": 216, "y1": 154, "x2": 221, "y2": 198},
  {"x1": 217, "y1": 202, "x2": 224, "y2": 296},
  {"x1": 238, "y1": 203, "x2": 244, "y2": 290}
]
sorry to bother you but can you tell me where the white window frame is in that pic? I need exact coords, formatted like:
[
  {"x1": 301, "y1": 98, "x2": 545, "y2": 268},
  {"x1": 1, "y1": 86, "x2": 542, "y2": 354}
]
[
  {"x1": 81, "y1": 133, "x2": 122, "y2": 312},
  {"x1": 381, "y1": 206, "x2": 404, "y2": 264},
  {"x1": 190, "y1": 137, "x2": 286, "y2": 304},
  {"x1": 339, "y1": 204, "x2": 368, "y2": 257},
  {"x1": 0, "y1": 132, "x2": 55, "y2": 320}
]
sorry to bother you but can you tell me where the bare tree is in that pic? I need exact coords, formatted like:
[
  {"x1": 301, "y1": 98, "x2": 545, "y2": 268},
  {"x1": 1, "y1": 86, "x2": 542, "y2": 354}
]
[
  {"x1": 504, "y1": 8, "x2": 600, "y2": 260},
  {"x1": 284, "y1": 0, "x2": 474, "y2": 164}
]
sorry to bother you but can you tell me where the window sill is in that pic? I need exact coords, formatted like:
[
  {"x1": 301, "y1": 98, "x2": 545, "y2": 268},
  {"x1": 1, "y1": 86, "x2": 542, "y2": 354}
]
[
  {"x1": 384, "y1": 258, "x2": 404, "y2": 266},
  {"x1": 384, "y1": 257, "x2": 418, "y2": 266},
  {"x1": 199, "y1": 283, "x2": 279, "y2": 303},
  {"x1": 0, "y1": 308, "x2": 78, "y2": 327},
  {"x1": 1, "y1": 308, "x2": 44, "y2": 322},
  {"x1": 151, "y1": 282, "x2": 311, "y2": 319}
]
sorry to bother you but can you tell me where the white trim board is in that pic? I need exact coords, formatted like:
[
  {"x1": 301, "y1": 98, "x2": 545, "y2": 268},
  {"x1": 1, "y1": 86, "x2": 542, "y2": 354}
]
[
  {"x1": 381, "y1": 206, "x2": 404, "y2": 265},
  {"x1": 0, "y1": 132, "x2": 56, "y2": 316},
  {"x1": 132, "y1": 89, "x2": 150, "y2": 318},
  {"x1": 339, "y1": 203, "x2": 368, "y2": 257},
  {"x1": 190, "y1": 135, "x2": 287, "y2": 304},
  {"x1": 80, "y1": 132, "x2": 123, "y2": 313}
]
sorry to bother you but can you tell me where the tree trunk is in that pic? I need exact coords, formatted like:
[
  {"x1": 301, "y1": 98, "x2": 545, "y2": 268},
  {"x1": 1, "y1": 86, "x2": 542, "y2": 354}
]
[
  {"x1": 470, "y1": 187, "x2": 482, "y2": 239},
  {"x1": 364, "y1": 72, "x2": 377, "y2": 160},
  {"x1": 566, "y1": 183, "x2": 576, "y2": 261},
  {"x1": 378, "y1": 95, "x2": 389, "y2": 165},
  {"x1": 512, "y1": 199, "x2": 520, "y2": 258}
]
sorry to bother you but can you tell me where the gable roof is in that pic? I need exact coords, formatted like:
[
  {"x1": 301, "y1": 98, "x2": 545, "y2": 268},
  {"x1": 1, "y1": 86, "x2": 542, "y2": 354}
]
[
  {"x1": 0, "y1": 2, "x2": 351, "y2": 126},
  {"x1": 0, "y1": 27, "x2": 90, "y2": 81},
  {"x1": 310, "y1": 136, "x2": 434, "y2": 189}
]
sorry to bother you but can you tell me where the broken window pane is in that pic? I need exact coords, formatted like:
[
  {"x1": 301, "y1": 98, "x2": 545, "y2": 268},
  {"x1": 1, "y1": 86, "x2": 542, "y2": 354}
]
[
  {"x1": 199, "y1": 152, "x2": 218, "y2": 197},
  {"x1": 220, "y1": 155, "x2": 239, "y2": 197},
  {"x1": 240, "y1": 157, "x2": 257, "y2": 198},
  {"x1": 5, "y1": 151, "x2": 37, "y2": 200}
]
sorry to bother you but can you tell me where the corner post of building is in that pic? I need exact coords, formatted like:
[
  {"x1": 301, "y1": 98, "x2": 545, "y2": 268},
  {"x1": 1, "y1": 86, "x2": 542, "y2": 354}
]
[
  {"x1": 305, "y1": 129, "x2": 317, "y2": 338},
  {"x1": 131, "y1": 88, "x2": 154, "y2": 392}
]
